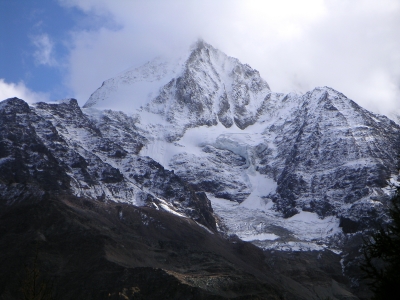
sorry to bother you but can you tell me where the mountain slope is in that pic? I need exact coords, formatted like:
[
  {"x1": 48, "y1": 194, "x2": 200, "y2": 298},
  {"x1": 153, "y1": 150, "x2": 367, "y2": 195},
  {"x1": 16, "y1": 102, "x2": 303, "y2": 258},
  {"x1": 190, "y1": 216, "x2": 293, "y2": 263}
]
[
  {"x1": 0, "y1": 192, "x2": 359, "y2": 299},
  {"x1": 0, "y1": 97, "x2": 215, "y2": 230}
]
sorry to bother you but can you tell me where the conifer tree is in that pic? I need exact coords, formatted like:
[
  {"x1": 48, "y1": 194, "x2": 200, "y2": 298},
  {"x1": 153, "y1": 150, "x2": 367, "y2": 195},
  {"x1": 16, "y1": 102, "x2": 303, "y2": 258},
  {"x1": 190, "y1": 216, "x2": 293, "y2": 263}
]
[
  {"x1": 361, "y1": 185, "x2": 400, "y2": 299},
  {"x1": 20, "y1": 246, "x2": 53, "y2": 300}
]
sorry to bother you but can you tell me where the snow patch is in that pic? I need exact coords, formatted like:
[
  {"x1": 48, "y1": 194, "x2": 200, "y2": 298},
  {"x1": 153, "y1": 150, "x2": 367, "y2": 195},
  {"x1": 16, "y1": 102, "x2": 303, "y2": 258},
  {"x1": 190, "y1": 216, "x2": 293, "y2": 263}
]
[
  {"x1": 240, "y1": 233, "x2": 278, "y2": 242},
  {"x1": 208, "y1": 193, "x2": 341, "y2": 252},
  {"x1": 157, "y1": 198, "x2": 187, "y2": 218}
]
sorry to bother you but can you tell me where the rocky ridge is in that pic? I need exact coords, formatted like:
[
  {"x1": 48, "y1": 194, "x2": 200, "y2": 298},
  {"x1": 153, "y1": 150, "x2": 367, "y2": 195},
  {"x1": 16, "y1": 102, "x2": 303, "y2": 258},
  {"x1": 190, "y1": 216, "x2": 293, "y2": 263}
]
[{"x1": 0, "y1": 97, "x2": 215, "y2": 230}]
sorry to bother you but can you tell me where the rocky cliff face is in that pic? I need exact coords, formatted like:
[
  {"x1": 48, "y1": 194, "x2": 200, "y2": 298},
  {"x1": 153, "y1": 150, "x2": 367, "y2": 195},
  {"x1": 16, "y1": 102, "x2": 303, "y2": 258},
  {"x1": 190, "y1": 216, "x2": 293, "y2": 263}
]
[
  {"x1": 0, "y1": 97, "x2": 216, "y2": 230},
  {"x1": 261, "y1": 87, "x2": 399, "y2": 227},
  {"x1": 85, "y1": 41, "x2": 270, "y2": 141},
  {"x1": 146, "y1": 40, "x2": 270, "y2": 133},
  {"x1": 0, "y1": 98, "x2": 71, "y2": 203}
]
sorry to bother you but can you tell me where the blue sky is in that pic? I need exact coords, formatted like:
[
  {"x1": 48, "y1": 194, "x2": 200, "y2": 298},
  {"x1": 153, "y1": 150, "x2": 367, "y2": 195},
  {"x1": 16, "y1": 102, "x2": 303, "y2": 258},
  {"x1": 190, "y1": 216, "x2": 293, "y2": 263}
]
[
  {"x1": 1, "y1": 0, "x2": 79, "y2": 99},
  {"x1": 0, "y1": 0, "x2": 399, "y2": 116}
]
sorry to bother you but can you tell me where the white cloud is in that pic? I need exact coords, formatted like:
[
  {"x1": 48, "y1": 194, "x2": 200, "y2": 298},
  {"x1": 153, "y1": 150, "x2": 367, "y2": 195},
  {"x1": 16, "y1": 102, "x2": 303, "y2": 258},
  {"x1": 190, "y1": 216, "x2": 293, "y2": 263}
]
[
  {"x1": 0, "y1": 79, "x2": 49, "y2": 103},
  {"x1": 31, "y1": 34, "x2": 57, "y2": 67},
  {"x1": 60, "y1": 0, "x2": 400, "y2": 116}
]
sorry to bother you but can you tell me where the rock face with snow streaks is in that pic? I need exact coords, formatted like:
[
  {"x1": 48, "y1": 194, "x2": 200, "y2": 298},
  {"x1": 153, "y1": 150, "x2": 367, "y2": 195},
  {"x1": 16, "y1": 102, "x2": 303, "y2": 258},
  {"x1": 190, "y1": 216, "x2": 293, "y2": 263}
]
[
  {"x1": 147, "y1": 40, "x2": 270, "y2": 132},
  {"x1": 166, "y1": 86, "x2": 400, "y2": 235},
  {"x1": 170, "y1": 144, "x2": 251, "y2": 203},
  {"x1": 86, "y1": 41, "x2": 270, "y2": 141},
  {"x1": 0, "y1": 97, "x2": 216, "y2": 230},
  {"x1": 0, "y1": 98, "x2": 71, "y2": 203},
  {"x1": 261, "y1": 87, "x2": 400, "y2": 227}
]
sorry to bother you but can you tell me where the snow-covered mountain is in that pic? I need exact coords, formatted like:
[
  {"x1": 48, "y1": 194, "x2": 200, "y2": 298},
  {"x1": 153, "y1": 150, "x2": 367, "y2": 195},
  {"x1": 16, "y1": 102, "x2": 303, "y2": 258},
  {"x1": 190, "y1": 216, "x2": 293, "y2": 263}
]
[
  {"x1": 0, "y1": 97, "x2": 215, "y2": 230},
  {"x1": 85, "y1": 40, "x2": 270, "y2": 141},
  {"x1": 0, "y1": 99, "x2": 360, "y2": 299},
  {"x1": 82, "y1": 41, "x2": 400, "y2": 253},
  {"x1": 1, "y1": 41, "x2": 399, "y2": 298}
]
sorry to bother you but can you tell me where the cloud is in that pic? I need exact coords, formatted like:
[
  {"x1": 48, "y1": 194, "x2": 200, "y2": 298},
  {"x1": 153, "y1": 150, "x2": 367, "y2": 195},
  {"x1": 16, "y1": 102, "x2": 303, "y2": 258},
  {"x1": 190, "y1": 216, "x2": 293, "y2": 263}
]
[
  {"x1": 59, "y1": 0, "x2": 400, "y2": 116},
  {"x1": 0, "y1": 79, "x2": 49, "y2": 103},
  {"x1": 31, "y1": 34, "x2": 57, "y2": 67}
]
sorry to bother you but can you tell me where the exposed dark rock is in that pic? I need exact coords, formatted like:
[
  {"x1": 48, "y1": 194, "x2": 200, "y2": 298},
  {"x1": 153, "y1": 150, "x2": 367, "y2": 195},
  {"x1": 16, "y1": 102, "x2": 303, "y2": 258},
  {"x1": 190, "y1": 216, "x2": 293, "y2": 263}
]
[
  {"x1": 0, "y1": 98, "x2": 71, "y2": 202},
  {"x1": 170, "y1": 146, "x2": 250, "y2": 203}
]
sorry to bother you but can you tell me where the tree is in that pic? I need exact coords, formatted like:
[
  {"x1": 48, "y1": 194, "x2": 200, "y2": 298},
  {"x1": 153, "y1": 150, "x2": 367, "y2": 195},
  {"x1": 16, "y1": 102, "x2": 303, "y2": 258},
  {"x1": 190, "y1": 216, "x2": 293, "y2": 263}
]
[
  {"x1": 361, "y1": 185, "x2": 400, "y2": 299},
  {"x1": 20, "y1": 246, "x2": 54, "y2": 300}
]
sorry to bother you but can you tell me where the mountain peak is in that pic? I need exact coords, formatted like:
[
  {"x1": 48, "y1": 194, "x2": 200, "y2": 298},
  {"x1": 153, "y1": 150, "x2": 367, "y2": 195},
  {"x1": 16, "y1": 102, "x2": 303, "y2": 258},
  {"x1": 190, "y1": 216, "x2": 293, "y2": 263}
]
[
  {"x1": 83, "y1": 42, "x2": 271, "y2": 136},
  {"x1": 189, "y1": 38, "x2": 218, "y2": 52},
  {"x1": 191, "y1": 38, "x2": 207, "y2": 50},
  {"x1": 0, "y1": 97, "x2": 30, "y2": 113}
]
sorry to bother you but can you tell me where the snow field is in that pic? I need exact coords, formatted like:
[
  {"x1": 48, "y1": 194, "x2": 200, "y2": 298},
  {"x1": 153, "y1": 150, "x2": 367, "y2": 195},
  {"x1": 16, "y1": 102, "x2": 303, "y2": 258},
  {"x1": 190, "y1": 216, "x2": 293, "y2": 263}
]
[{"x1": 209, "y1": 193, "x2": 341, "y2": 252}]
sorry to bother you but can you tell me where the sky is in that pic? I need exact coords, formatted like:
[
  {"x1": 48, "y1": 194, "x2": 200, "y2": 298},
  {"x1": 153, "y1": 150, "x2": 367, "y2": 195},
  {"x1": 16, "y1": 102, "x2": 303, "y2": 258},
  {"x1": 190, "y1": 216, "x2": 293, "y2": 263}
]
[{"x1": 0, "y1": 0, "x2": 399, "y2": 117}]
